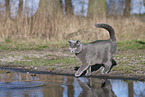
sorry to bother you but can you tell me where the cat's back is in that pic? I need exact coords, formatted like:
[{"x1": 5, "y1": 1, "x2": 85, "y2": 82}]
[
  {"x1": 84, "y1": 40, "x2": 112, "y2": 47},
  {"x1": 83, "y1": 39, "x2": 116, "y2": 55},
  {"x1": 83, "y1": 39, "x2": 116, "y2": 54}
]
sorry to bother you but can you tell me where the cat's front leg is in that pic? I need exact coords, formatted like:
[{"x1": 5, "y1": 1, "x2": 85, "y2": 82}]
[
  {"x1": 75, "y1": 64, "x2": 90, "y2": 77},
  {"x1": 85, "y1": 66, "x2": 91, "y2": 76}
]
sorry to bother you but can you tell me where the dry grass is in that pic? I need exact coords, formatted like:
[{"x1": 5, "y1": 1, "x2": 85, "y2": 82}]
[{"x1": 0, "y1": 11, "x2": 144, "y2": 43}]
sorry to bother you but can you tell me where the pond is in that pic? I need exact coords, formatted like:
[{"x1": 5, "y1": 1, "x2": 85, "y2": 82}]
[{"x1": 0, "y1": 68, "x2": 144, "y2": 97}]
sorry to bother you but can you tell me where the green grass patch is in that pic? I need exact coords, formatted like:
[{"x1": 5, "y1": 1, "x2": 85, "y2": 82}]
[
  {"x1": 117, "y1": 39, "x2": 145, "y2": 50},
  {"x1": 0, "y1": 39, "x2": 144, "y2": 75},
  {"x1": 5, "y1": 56, "x2": 80, "y2": 71},
  {"x1": 0, "y1": 39, "x2": 144, "y2": 51},
  {"x1": 0, "y1": 39, "x2": 68, "y2": 51}
]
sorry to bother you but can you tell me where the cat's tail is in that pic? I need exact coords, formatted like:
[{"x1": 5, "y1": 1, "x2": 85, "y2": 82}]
[{"x1": 95, "y1": 24, "x2": 116, "y2": 42}]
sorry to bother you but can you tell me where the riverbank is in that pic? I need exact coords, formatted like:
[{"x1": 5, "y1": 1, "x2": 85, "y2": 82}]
[{"x1": 0, "y1": 40, "x2": 144, "y2": 81}]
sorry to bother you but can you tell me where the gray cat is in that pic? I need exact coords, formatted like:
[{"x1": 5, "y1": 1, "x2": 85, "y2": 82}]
[{"x1": 68, "y1": 24, "x2": 117, "y2": 77}]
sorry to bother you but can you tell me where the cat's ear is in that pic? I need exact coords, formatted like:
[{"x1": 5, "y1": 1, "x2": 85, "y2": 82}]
[
  {"x1": 67, "y1": 40, "x2": 71, "y2": 44},
  {"x1": 76, "y1": 40, "x2": 82, "y2": 45}
]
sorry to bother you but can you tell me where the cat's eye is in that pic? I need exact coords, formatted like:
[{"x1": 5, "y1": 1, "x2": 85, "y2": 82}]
[{"x1": 69, "y1": 47, "x2": 77, "y2": 50}]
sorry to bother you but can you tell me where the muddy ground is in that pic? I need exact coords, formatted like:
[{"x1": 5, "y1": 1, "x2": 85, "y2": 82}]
[{"x1": 0, "y1": 48, "x2": 144, "y2": 81}]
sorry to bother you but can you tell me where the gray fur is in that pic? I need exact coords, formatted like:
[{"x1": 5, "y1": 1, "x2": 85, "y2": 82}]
[{"x1": 68, "y1": 24, "x2": 117, "y2": 77}]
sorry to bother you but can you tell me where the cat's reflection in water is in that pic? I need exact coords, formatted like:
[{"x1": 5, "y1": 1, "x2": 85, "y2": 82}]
[{"x1": 76, "y1": 78, "x2": 116, "y2": 97}]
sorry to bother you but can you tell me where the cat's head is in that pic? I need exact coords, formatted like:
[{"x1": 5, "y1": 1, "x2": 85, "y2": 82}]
[{"x1": 68, "y1": 40, "x2": 83, "y2": 54}]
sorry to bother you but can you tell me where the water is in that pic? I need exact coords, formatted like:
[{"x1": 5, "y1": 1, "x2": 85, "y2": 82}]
[{"x1": 0, "y1": 69, "x2": 144, "y2": 97}]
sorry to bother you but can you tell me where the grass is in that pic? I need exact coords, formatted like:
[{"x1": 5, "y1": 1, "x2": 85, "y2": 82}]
[
  {"x1": 4, "y1": 56, "x2": 80, "y2": 71},
  {"x1": 0, "y1": 38, "x2": 144, "y2": 51},
  {"x1": 0, "y1": 38, "x2": 68, "y2": 51},
  {"x1": 117, "y1": 39, "x2": 145, "y2": 51},
  {"x1": 0, "y1": 39, "x2": 144, "y2": 77},
  {"x1": 0, "y1": 11, "x2": 145, "y2": 42},
  {"x1": 0, "y1": 38, "x2": 144, "y2": 74},
  {"x1": 113, "y1": 54, "x2": 144, "y2": 74}
]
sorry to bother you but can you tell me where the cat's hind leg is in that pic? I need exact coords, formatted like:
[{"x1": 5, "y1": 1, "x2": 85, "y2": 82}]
[
  {"x1": 75, "y1": 64, "x2": 90, "y2": 77},
  {"x1": 102, "y1": 61, "x2": 112, "y2": 74},
  {"x1": 109, "y1": 59, "x2": 117, "y2": 72},
  {"x1": 85, "y1": 66, "x2": 91, "y2": 76}
]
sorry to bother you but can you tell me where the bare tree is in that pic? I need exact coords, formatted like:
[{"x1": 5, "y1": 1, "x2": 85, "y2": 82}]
[
  {"x1": 124, "y1": 0, "x2": 131, "y2": 16},
  {"x1": 34, "y1": 0, "x2": 63, "y2": 18},
  {"x1": 18, "y1": 0, "x2": 23, "y2": 18},
  {"x1": 65, "y1": 0, "x2": 73, "y2": 15},
  {"x1": 87, "y1": 0, "x2": 106, "y2": 19},
  {"x1": 5, "y1": 0, "x2": 10, "y2": 17},
  {"x1": 32, "y1": 0, "x2": 63, "y2": 39}
]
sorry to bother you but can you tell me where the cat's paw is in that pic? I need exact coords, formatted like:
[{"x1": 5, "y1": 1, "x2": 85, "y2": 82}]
[
  {"x1": 101, "y1": 68, "x2": 105, "y2": 74},
  {"x1": 101, "y1": 69, "x2": 108, "y2": 74},
  {"x1": 101, "y1": 67, "x2": 110, "y2": 74},
  {"x1": 101, "y1": 71, "x2": 105, "y2": 74},
  {"x1": 101, "y1": 70, "x2": 109, "y2": 74},
  {"x1": 85, "y1": 73, "x2": 91, "y2": 76},
  {"x1": 75, "y1": 72, "x2": 81, "y2": 78},
  {"x1": 75, "y1": 74, "x2": 80, "y2": 78}
]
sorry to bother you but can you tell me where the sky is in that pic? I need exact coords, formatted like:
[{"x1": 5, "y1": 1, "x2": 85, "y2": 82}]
[{"x1": 131, "y1": 0, "x2": 145, "y2": 14}]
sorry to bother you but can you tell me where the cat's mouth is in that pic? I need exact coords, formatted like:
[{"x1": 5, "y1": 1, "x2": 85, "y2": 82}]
[{"x1": 69, "y1": 47, "x2": 77, "y2": 53}]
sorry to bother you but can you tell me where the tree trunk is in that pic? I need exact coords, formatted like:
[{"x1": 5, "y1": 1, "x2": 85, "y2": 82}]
[
  {"x1": 34, "y1": 0, "x2": 63, "y2": 18},
  {"x1": 128, "y1": 82, "x2": 134, "y2": 97},
  {"x1": 32, "y1": 0, "x2": 63, "y2": 40},
  {"x1": 124, "y1": 0, "x2": 131, "y2": 16},
  {"x1": 65, "y1": 0, "x2": 73, "y2": 15},
  {"x1": 5, "y1": 0, "x2": 10, "y2": 18},
  {"x1": 18, "y1": 0, "x2": 23, "y2": 18},
  {"x1": 87, "y1": 0, "x2": 106, "y2": 19}
]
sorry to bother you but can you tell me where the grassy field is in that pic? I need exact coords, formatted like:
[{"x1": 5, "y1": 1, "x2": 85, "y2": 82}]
[
  {"x1": 0, "y1": 15, "x2": 145, "y2": 41},
  {"x1": 0, "y1": 39, "x2": 144, "y2": 78}
]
